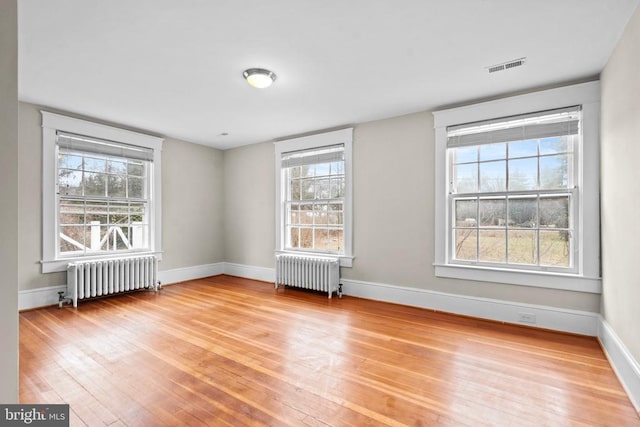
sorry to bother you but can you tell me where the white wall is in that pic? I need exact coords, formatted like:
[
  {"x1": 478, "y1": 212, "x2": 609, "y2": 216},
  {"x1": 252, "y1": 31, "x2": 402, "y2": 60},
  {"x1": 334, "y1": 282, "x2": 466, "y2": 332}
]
[
  {"x1": 223, "y1": 110, "x2": 601, "y2": 312},
  {"x1": 223, "y1": 142, "x2": 275, "y2": 268},
  {"x1": 17, "y1": 102, "x2": 226, "y2": 292},
  {"x1": 162, "y1": 137, "x2": 225, "y2": 270},
  {"x1": 0, "y1": 0, "x2": 19, "y2": 403},
  {"x1": 601, "y1": 4, "x2": 640, "y2": 363}
]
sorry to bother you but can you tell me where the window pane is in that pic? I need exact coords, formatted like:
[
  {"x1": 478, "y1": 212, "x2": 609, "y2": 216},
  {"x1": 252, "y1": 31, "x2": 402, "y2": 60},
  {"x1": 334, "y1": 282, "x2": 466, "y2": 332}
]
[
  {"x1": 540, "y1": 154, "x2": 569, "y2": 189},
  {"x1": 85, "y1": 201, "x2": 108, "y2": 225},
  {"x1": 131, "y1": 224, "x2": 148, "y2": 249},
  {"x1": 454, "y1": 229, "x2": 477, "y2": 261},
  {"x1": 58, "y1": 169, "x2": 83, "y2": 196},
  {"x1": 539, "y1": 230, "x2": 570, "y2": 267},
  {"x1": 84, "y1": 157, "x2": 106, "y2": 173},
  {"x1": 316, "y1": 178, "x2": 330, "y2": 199},
  {"x1": 314, "y1": 228, "x2": 329, "y2": 250},
  {"x1": 454, "y1": 163, "x2": 478, "y2": 193},
  {"x1": 289, "y1": 179, "x2": 300, "y2": 200},
  {"x1": 480, "y1": 160, "x2": 506, "y2": 192},
  {"x1": 479, "y1": 143, "x2": 506, "y2": 162},
  {"x1": 540, "y1": 196, "x2": 569, "y2": 228},
  {"x1": 59, "y1": 200, "x2": 85, "y2": 225},
  {"x1": 289, "y1": 227, "x2": 300, "y2": 248},
  {"x1": 314, "y1": 204, "x2": 328, "y2": 225},
  {"x1": 479, "y1": 198, "x2": 505, "y2": 227},
  {"x1": 86, "y1": 225, "x2": 108, "y2": 251},
  {"x1": 328, "y1": 210, "x2": 343, "y2": 225},
  {"x1": 128, "y1": 176, "x2": 144, "y2": 198},
  {"x1": 330, "y1": 177, "x2": 345, "y2": 198},
  {"x1": 315, "y1": 163, "x2": 330, "y2": 176},
  {"x1": 331, "y1": 161, "x2": 344, "y2": 175},
  {"x1": 508, "y1": 157, "x2": 537, "y2": 191},
  {"x1": 328, "y1": 229, "x2": 343, "y2": 252},
  {"x1": 300, "y1": 204, "x2": 313, "y2": 224},
  {"x1": 84, "y1": 172, "x2": 106, "y2": 196},
  {"x1": 59, "y1": 153, "x2": 83, "y2": 170},
  {"x1": 508, "y1": 197, "x2": 537, "y2": 228},
  {"x1": 108, "y1": 175, "x2": 126, "y2": 198},
  {"x1": 59, "y1": 225, "x2": 85, "y2": 253},
  {"x1": 479, "y1": 229, "x2": 506, "y2": 263},
  {"x1": 289, "y1": 209, "x2": 299, "y2": 225},
  {"x1": 300, "y1": 165, "x2": 314, "y2": 178},
  {"x1": 289, "y1": 166, "x2": 301, "y2": 179},
  {"x1": 300, "y1": 179, "x2": 314, "y2": 200},
  {"x1": 300, "y1": 228, "x2": 313, "y2": 249},
  {"x1": 508, "y1": 140, "x2": 537, "y2": 159},
  {"x1": 455, "y1": 199, "x2": 477, "y2": 227},
  {"x1": 127, "y1": 161, "x2": 144, "y2": 176},
  {"x1": 109, "y1": 202, "x2": 129, "y2": 225},
  {"x1": 540, "y1": 136, "x2": 569, "y2": 155},
  {"x1": 107, "y1": 160, "x2": 126, "y2": 174},
  {"x1": 130, "y1": 203, "x2": 146, "y2": 223},
  {"x1": 508, "y1": 230, "x2": 537, "y2": 264},
  {"x1": 453, "y1": 146, "x2": 477, "y2": 164}
]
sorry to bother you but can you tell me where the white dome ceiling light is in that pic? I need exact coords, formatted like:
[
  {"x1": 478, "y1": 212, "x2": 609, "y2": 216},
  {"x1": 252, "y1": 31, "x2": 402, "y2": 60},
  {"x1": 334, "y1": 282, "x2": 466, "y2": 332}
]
[{"x1": 243, "y1": 68, "x2": 277, "y2": 89}]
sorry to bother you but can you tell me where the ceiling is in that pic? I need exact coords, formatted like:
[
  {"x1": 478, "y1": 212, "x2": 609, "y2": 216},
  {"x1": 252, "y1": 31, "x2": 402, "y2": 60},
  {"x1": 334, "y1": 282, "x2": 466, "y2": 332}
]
[{"x1": 18, "y1": 0, "x2": 639, "y2": 150}]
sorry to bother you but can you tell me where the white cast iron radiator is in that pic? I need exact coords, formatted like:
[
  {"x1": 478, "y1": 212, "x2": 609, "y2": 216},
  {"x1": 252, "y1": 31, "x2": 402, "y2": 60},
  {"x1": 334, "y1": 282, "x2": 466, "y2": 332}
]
[
  {"x1": 66, "y1": 255, "x2": 159, "y2": 307},
  {"x1": 275, "y1": 254, "x2": 341, "y2": 298}
]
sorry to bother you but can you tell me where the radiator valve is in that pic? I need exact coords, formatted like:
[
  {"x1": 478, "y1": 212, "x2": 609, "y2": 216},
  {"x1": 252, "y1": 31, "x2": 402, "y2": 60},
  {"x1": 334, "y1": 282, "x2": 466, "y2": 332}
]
[{"x1": 57, "y1": 291, "x2": 73, "y2": 308}]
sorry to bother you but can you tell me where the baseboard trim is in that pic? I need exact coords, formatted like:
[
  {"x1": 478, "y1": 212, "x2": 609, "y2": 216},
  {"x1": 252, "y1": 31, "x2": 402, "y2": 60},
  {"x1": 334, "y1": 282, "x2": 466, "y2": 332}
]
[
  {"x1": 341, "y1": 277, "x2": 599, "y2": 336},
  {"x1": 598, "y1": 318, "x2": 640, "y2": 414},
  {"x1": 19, "y1": 262, "x2": 226, "y2": 310},
  {"x1": 223, "y1": 262, "x2": 275, "y2": 283},
  {"x1": 18, "y1": 285, "x2": 67, "y2": 311},
  {"x1": 157, "y1": 262, "x2": 225, "y2": 286}
]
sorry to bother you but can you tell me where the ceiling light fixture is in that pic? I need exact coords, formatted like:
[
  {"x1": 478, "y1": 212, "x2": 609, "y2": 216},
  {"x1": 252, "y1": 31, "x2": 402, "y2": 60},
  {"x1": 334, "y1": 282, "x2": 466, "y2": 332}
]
[{"x1": 243, "y1": 68, "x2": 277, "y2": 88}]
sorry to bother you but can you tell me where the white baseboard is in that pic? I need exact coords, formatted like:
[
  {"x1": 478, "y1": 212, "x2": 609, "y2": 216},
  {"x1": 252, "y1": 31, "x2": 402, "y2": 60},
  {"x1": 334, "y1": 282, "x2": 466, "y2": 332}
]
[
  {"x1": 341, "y1": 278, "x2": 599, "y2": 336},
  {"x1": 598, "y1": 318, "x2": 640, "y2": 413},
  {"x1": 157, "y1": 262, "x2": 224, "y2": 286},
  {"x1": 223, "y1": 262, "x2": 275, "y2": 283},
  {"x1": 19, "y1": 262, "x2": 225, "y2": 310},
  {"x1": 18, "y1": 285, "x2": 67, "y2": 311}
]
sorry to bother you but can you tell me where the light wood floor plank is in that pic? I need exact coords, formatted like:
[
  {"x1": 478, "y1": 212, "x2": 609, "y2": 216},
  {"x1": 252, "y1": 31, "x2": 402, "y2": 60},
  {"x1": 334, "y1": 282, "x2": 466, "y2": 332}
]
[{"x1": 20, "y1": 275, "x2": 639, "y2": 426}]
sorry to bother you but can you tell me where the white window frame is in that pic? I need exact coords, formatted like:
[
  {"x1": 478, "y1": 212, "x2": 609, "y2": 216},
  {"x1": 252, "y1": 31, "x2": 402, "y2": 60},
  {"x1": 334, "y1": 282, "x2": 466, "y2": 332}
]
[
  {"x1": 433, "y1": 82, "x2": 601, "y2": 293},
  {"x1": 41, "y1": 112, "x2": 163, "y2": 273},
  {"x1": 275, "y1": 128, "x2": 353, "y2": 267}
]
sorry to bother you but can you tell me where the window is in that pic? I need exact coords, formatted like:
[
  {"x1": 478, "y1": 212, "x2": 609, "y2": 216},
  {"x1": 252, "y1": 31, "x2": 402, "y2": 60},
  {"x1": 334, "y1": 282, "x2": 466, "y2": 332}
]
[
  {"x1": 448, "y1": 107, "x2": 579, "y2": 271},
  {"x1": 433, "y1": 82, "x2": 601, "y2": 293},
  {"x1": 42, "y1": 112, "x2": 163, "y2": 273},
  {"x1": 275, "y1": 128, "x2": 353, "y2": 266},
  {"x1": 57, "y1": 132, "x2": 152, "y2": 256}
]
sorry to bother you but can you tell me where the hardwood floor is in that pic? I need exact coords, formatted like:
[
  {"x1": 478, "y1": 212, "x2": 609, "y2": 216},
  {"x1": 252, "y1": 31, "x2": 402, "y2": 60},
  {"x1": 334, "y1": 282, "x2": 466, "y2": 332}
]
[{"x1": 20, "y1": 275, "x2": 639, "y2": 426}]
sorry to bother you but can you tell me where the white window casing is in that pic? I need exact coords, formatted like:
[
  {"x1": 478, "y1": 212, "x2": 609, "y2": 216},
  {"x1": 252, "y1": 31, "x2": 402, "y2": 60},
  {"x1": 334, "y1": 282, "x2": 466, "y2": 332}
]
[
  {"x1": 41, "y1": 111, "x2": 163, "y2": 273},
  {"x1": 275, "y1": 128, "x2": 353, "y2": 267},
  {"x1": 433, "y1": 82, "x2": 601, "y2": 293}
]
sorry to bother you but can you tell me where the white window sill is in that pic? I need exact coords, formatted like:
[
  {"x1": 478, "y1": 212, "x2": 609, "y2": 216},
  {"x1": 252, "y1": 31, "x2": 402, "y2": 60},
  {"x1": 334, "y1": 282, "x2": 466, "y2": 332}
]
[
  {"x1": 275, "y1": 250, "x2": 353, "y2": 268},
  {"x1": 41, "y1": 251, "x2": 163, "y2": 274},
  {"x1": 434, "y1": 263, "x2": 601, "y2": 294}
]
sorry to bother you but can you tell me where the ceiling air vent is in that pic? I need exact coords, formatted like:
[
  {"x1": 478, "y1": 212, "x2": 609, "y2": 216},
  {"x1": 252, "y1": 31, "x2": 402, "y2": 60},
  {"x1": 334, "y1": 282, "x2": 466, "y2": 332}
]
[{"x1": 487, "y1": 57, "x2": 526, "y2": 74}]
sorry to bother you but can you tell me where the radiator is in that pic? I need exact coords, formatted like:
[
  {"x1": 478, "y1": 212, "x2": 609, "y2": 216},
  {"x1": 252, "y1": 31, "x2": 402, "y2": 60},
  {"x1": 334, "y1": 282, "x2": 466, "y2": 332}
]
[
  {"x1": 275, "y1": 254, "x2": 341, "y2": 299},
  {"x1": 66, "y1": 255, "x2": 158, "y2": 307}
]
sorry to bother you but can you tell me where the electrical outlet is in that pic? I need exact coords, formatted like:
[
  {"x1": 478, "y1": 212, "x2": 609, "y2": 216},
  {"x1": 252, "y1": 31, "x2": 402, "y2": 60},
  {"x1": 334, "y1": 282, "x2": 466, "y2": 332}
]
[{"x1": 517, "y1": 312, "x2": 537, "y2": 324}]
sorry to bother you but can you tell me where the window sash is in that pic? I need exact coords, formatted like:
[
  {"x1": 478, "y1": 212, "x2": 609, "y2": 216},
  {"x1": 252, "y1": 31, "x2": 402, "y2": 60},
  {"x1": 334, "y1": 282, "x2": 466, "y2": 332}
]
[
  {"x1": 445, "y1": 108, "x2": 580, "y2": 273},
  {"x1": 56, "y1": 146, "x2": 152, "y2": 257},
  {"x1": 448, "y1": 189, "x2": 576, "y2": 271},
  {"x1": 282, "y1": 147, "x2": 345, "y2": 254}
]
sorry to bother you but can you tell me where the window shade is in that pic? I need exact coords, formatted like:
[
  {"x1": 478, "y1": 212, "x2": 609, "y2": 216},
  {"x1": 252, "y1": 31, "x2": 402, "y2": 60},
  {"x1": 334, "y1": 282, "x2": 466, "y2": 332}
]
[
  {"x1": 447, "y1": 106, "x2": 581, "y2": 148},
  {"x1": 281, "y1": 144, "x2": 344, "y2": 168},
  {"x1": 56, "y1": 131, "x2": 154, "y2": 162}
]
